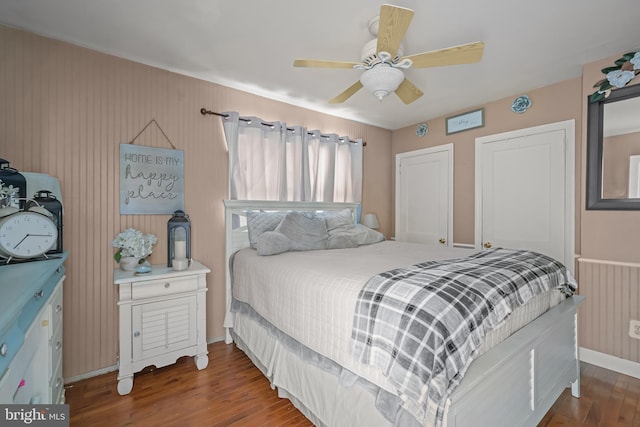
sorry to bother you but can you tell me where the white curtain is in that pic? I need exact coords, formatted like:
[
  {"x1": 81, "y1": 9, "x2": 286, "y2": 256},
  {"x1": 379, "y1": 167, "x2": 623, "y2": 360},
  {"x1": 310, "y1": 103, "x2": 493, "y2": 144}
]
[{"x1": 223, "y1": 112, "x2": 362, "y2": 203}]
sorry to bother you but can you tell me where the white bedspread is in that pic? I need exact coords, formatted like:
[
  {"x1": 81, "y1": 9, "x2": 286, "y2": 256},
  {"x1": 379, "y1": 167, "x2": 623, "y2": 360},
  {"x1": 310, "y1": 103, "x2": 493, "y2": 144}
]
[{"x1": 229, "y1": 241, "x2": 562, "y2": 399}]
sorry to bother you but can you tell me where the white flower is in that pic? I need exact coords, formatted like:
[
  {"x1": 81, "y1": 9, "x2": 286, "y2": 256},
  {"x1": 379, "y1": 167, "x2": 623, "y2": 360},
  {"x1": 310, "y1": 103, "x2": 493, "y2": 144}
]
[
  {"x1": 631, "y1": 52, "x2": 640, "y2": 70},
  {"x1": 112, "y1": 228, "x2": 158, "y2": 260},
  {"x1": 606, "y1": 70, "x2": 635, "y2": 88}
]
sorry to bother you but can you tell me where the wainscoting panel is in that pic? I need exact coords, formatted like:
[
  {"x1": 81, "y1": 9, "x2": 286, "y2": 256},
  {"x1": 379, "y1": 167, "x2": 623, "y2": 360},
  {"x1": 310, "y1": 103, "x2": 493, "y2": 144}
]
[{"x1": 577, "y1": 258, "x2": 640, "y2": 363}]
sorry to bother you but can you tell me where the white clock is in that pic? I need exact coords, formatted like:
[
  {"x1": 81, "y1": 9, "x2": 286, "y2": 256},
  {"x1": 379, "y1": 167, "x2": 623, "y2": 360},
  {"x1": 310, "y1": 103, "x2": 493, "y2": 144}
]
[{"x1": 0, "y1": 210, "x2": 58, "y2": 259}]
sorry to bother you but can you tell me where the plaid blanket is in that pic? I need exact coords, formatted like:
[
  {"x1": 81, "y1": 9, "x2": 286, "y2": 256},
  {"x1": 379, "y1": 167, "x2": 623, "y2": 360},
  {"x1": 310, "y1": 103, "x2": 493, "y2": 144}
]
[{"x1": 351, "y1": 248, "x2": 577, "y2": 427}]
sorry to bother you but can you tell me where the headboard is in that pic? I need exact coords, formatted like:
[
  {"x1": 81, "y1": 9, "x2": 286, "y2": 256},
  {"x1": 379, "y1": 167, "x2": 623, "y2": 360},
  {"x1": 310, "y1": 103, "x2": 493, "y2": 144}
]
[{"x1": 222, "y1": 200, "x2": 359, "y2": 343}]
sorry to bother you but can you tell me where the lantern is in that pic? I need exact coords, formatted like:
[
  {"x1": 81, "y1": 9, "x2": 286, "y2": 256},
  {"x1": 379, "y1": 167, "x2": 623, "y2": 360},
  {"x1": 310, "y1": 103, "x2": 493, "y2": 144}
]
[{"x1": 167, "y1": 210, "x2": 191, "y2": 270}]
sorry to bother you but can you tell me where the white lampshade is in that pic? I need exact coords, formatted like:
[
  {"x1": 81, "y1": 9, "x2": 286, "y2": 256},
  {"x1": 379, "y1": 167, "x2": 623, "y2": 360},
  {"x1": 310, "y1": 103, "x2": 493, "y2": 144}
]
[
  {"x1": 362, "y1": 213, "x2": 380, "y2": 229},
  {"x1": 359, "y1": 65, "x2": 404, "y2": 101}
]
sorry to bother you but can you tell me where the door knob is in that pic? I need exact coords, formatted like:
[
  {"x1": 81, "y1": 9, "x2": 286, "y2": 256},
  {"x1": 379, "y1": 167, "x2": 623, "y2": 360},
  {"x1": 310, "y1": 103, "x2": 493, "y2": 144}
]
[
  {"x1": 439, "y1": 238, "x2": 446, "y2": 244},
  {"x1": 483, "y1": 242, "x2": 492, "y2": 249}
]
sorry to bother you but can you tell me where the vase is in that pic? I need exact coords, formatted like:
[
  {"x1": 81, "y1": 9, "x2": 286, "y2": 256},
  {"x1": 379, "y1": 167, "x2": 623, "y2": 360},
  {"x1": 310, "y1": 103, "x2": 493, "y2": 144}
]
[{"x1": 119, "y1": 256, "x2": 139, "y2": 272}]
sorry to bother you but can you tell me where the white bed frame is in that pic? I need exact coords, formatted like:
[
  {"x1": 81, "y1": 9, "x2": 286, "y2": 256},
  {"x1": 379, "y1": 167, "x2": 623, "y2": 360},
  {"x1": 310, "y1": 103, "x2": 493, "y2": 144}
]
[{"x1": 223, "y1": 200, "x2": 584, "y2": 427}]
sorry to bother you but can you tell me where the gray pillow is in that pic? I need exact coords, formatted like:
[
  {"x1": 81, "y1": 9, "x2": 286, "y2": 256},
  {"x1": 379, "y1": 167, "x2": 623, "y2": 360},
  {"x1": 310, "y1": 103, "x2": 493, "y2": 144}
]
[
  {"x1": 355, "y1": 224, "x2": 385, "y2": 245},
  {"x1": 328, "y1": 223, "x2": 385, "y2": 246},
  {"x1": 256, "y1": 231, "x2": 291, "y2": 256},
  {"x1": 275, "y1": 211, "x2": 328, "y2": 251},
  {"x1": 327, "y1": 232, "x2": 359, "y2": 249},
  {"x1": 324, "y1": 208, "x2": 354, "y2": 231},
  {"x1": 246, "y1": 211, "x2": 285, "y2": 249}
]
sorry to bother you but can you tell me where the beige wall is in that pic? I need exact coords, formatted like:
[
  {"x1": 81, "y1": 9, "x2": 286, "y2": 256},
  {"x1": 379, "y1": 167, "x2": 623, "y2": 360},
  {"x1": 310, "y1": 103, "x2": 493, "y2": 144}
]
[
  {"x1": 391, "y1": 78, "x2": 583, "y2": 246},
  {"x1": 0, "y1": 26, "x2": 392, "y2": 378},
  {"x1": 577, "y1": 55, "x2": 640, "y2": 365}
]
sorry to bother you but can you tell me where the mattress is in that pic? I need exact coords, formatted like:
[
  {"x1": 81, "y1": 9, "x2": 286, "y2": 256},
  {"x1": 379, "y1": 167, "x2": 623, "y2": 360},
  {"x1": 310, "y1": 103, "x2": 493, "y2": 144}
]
[{"x1": 228, "y1": 240, "x2": 563, "y2": 397}]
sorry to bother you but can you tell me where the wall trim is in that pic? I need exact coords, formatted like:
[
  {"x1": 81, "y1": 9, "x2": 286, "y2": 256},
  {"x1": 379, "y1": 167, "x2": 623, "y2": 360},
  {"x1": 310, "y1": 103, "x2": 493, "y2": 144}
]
[
  {"x1": 580, "y1": 347, "x2": 640, "y2": 379},
  {"x1": 64, "y1": 365, "x2": 118, "y2": 385},
  {"x1": 577, "y1": 257, "x2": 640, "y2": 268},
  {"x1": 453, "y1": 243, "x2": 475, "y2": 249},
  {"x1": 63, "y1": 335, "x2": 228, "y2": 385}
]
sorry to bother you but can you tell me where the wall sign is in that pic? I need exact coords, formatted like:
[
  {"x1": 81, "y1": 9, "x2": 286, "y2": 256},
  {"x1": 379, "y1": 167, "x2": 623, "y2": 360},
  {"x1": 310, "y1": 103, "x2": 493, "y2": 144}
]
[
  {"x1": 446, "y1": 108, "x2": 484, "y2": 135},
  {"x1": 119, "y1": 144, "x2": 184, "y2": 214}
]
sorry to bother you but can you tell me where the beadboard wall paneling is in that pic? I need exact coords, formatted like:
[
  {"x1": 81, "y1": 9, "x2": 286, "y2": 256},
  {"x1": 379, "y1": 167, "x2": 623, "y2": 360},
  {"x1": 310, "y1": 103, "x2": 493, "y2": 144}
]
[
  {"x1": 0, "y1": 25, "x2": 392, "y2": 378},
  {"x1": 577, "y1": 258, "x2": 640, "y2": 363}
]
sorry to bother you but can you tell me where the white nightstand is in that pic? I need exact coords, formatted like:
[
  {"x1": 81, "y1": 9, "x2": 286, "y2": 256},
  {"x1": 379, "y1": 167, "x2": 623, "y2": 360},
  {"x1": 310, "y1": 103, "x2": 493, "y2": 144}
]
[{"x1": 113, "y1": 261, "x2": 210, "y2": 395}]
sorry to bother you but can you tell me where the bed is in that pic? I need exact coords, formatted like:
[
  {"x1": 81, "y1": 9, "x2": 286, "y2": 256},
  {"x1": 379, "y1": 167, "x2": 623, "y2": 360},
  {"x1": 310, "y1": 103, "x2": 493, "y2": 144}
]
[{"x1": 222, "y1": 200, "x2": 583, "y2": 427}]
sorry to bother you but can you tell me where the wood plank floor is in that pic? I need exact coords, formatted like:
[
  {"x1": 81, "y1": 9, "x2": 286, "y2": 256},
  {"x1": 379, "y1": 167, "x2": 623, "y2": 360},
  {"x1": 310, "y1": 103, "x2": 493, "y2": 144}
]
[{"x1": 65, "y1": 341, "x2": 640, "y2": 426}]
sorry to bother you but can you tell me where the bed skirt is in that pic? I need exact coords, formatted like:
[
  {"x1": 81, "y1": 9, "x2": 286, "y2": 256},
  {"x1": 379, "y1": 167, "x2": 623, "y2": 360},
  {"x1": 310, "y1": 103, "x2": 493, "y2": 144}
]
[{"x1": 229, "y1": 295, "x2": 583, "y2": 427}]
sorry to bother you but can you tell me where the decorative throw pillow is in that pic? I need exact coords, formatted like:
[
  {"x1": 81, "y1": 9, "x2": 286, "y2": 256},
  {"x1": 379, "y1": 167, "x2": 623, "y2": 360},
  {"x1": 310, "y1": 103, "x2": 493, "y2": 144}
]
[
  {"x1": 275, "y1": 211, "x2": 328, "y2": 251},
  {"x1": 327, "y1": 232, "x2": 359, "y2": 249},
  {"x1": 324, "y1": 208, "x2": 354, "y2": 231},
  {"x1": 246, "y1": 211, "x2": 285, "y2": 249},
  {"x1": 256, "y1": 231, "x2": 292, "y2": 256},
  {"x1": 355, "y1": 224, "x2": 385, "y2": 245},
  {"x1": 328, "y1": 223, "x2": 385, "y2": 246}
]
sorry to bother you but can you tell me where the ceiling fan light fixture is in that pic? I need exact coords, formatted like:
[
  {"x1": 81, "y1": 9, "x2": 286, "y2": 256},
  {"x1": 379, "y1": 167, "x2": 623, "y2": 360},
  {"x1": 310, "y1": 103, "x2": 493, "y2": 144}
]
[{"x1": 359, "y1": 65, "x2": 404, "y2": 101}]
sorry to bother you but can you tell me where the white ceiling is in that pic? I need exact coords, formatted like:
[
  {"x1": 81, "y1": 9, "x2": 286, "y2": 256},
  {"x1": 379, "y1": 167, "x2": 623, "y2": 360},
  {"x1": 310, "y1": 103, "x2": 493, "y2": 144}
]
[{"x1": 1, "y1": 0, "x2": 640, "y2": 130}]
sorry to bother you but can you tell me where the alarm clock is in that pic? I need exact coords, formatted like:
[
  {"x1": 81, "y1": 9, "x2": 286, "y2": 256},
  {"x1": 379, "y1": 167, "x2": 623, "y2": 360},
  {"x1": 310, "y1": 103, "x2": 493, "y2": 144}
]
[{"x1": 0, "y1": 208, "x2": 58, "y2": 260}]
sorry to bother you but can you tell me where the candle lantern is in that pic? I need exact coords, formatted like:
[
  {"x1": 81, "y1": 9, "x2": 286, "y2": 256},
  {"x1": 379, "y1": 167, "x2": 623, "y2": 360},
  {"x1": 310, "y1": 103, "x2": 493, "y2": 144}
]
[{"x1": 167, "y1": 210, "x2": 191, "y2": 270}]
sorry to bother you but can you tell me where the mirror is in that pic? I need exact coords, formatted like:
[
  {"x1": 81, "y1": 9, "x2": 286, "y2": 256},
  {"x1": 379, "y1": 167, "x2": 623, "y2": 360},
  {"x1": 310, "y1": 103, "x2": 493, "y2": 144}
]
[{"x1": 586, "y1": 83, "x2": 640, "y2": 209}]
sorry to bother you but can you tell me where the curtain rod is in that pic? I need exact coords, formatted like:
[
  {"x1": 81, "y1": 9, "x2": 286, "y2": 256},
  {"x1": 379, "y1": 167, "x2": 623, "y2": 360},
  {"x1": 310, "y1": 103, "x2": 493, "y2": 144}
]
[{"x1": 200, "y1": 108, "x2": 366, "y2": 146}]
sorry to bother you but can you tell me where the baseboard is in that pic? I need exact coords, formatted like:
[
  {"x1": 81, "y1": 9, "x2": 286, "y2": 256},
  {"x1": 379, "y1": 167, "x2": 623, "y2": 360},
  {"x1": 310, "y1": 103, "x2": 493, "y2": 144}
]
[
  {"x1": 207, "y1": 335, "x2": 226, "y2": 344},
  {"x1": 64, "y1": 364, "x2": 118, "y2": 385},
  {"x1": 452, "y1": 243, "x2": 475, "y2": 249},
  {"x1": 64, "y1": 336, "x2": 228, "y2": 385},
  {"x1": 580, "y1": 347, "x2": 640, "y2": 379}
]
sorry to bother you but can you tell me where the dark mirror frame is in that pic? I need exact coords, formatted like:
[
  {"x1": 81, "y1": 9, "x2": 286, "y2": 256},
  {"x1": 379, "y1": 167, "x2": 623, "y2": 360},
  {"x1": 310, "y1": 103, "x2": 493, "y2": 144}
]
[{"x1": 586, "y1": 82, "x2": 640, "y2": 210}]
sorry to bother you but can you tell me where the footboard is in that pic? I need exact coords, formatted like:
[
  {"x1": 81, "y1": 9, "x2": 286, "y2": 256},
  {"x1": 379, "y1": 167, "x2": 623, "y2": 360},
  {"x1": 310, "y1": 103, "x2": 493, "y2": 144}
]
[{"x1": 447, "y1": 295, "x2": 584, "y2": 427}]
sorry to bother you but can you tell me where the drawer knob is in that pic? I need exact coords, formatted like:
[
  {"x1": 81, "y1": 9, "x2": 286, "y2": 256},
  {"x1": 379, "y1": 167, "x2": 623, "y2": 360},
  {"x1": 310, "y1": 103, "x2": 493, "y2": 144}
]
[
  {"x1": 56, "y1": 341, "x2": 62, "y2": 351},
  {"x1": 55, "y1": 378, "x2": 62, "y2": 389},
  {"x1": 34, "y1": 289, "x2": 44, "y2": 299},
  {"x1": 0, "y1": 342, "x2": 7, "y2": 357},
  {"x1": 56, "y1": 304, "x2": 62, "y2": 313},
  {"x1": 134, "y1": 331, "x2": 140, "y2": 338},
  {"x1": 164, "y1": 283, "x2": 170, "y2": 288}
]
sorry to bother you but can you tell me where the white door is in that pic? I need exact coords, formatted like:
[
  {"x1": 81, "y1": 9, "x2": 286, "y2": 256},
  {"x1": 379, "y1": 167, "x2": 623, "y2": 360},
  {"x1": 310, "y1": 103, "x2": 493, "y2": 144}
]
[
  {"x1": 396, "y1": 144, "x2": 453, "y2": 245},
  {"x1": 475, "y1": 121, "x2": 574, "y2": 268}
]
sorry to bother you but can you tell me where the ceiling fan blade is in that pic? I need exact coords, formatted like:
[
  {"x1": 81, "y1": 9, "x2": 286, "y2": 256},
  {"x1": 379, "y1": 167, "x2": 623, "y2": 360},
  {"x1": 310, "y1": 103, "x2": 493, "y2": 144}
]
[
  {"x1": 377, "y1": 4, "x2": 414, "y2": 57},
  {"x1": 329, "y1": 81, "x2": 363, "y2": 104},
  {"x1": 395, "y1": 78, "x2": 424, "y2": 104},
  {"x1": 404, "y1": 41, "x2": 485, "y2": 68},
  {"x1": 294, "y1": 59, "x2": 362, "y2": 69}
]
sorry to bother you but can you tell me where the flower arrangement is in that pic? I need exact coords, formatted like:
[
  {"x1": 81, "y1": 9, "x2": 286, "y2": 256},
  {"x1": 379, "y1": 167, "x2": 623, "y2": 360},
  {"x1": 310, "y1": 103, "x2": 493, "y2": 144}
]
[
  {"x1": 590, "y1": 51, "x2": 640, "y2": 102},
  {"x1": 0, "y1": 179, "x2": 18, "y2": 208},
  {"x1": 112, "y1": 228, "x2": 158, "y2": 263}
]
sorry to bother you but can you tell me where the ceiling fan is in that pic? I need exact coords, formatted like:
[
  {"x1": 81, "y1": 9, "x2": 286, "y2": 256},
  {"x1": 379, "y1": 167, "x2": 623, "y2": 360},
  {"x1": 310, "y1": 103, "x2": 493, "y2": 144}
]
[{"x1": 293, "y1": 4, "x2": 484, "y2": 105}]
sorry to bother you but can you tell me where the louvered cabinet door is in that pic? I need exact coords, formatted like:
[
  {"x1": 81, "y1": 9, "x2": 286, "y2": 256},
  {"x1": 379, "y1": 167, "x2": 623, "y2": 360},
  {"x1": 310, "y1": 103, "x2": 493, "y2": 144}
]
[{"x1": 131, "y1": 296, "x2": 197, "y2": 361}]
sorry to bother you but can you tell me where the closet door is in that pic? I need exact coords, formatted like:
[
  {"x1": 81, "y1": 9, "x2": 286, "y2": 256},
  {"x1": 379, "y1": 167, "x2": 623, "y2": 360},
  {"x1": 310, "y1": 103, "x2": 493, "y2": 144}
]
[
  {"x1": 396, "y1": 144, "x2": 453, "y2": 245},
  {"x1": 475, "y1": 121, "x2": 574, "y2": 268}
]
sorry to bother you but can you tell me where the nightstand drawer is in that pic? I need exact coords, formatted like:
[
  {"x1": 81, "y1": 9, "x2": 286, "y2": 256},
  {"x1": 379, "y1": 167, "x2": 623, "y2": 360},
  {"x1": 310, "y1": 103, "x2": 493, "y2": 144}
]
[{"x1": 131, "y1": 276, "x2": 198, "y2": 300}]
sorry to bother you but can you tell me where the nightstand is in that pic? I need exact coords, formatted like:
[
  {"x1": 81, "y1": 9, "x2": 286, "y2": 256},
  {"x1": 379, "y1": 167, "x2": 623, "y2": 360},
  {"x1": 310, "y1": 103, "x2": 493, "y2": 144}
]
[{"x1": 113, "y1": 261, "x2": 210, "y2": 395}]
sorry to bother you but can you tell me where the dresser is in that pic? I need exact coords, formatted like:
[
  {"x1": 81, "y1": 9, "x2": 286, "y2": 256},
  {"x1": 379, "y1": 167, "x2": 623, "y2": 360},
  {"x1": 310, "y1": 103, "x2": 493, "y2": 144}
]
[
  {"x1": 113, "y1": 261, "x2": 210, "y2": 395},
  {"x1": 0, "y1": 253, "x2": 67, "y2": 404}
]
